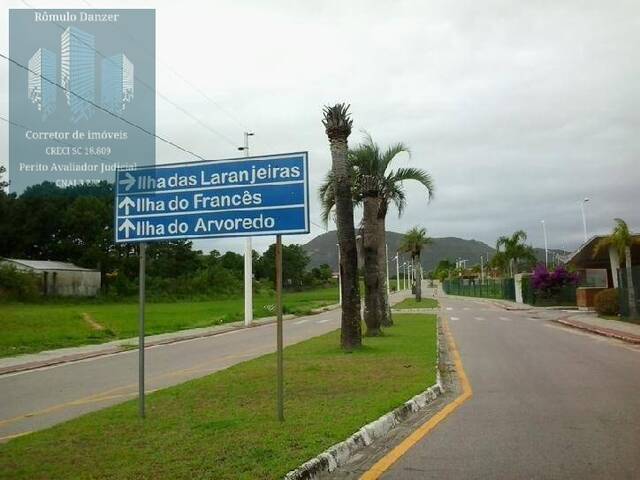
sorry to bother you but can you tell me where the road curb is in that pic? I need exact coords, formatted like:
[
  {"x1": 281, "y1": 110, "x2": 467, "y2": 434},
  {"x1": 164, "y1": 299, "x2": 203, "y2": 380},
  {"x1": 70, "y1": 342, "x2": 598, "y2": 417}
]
[
  {"x1": 0, "y1": 309, "x2": 330, "y2": 376},
  {"x1": 553, "y1": 318, "x2": 640, "y2": 344},
  {"x1": 283, "y1": 317, "x2": 444, "y2": 480}
]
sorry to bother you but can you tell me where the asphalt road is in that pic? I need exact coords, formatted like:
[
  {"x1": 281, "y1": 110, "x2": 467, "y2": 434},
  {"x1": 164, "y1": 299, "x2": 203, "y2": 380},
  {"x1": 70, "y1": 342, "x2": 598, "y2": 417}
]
[
  {"x1": 379, "y1": 295, "x2": 640, "y2": 479},
  {"x1": 0, "y1": 293, "x2": 407, "y2": 442}
]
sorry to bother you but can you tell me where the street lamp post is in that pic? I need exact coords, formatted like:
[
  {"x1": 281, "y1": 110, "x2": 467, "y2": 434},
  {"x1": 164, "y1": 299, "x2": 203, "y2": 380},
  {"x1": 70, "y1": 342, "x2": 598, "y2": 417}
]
[
  {"x1": 239, "y1": 132, "x2": 255, "y2": 327},
  {"x1": 402, "y1": 262, "x2": 406, "y2": 290},
  {"x1": 336, "y1": 243, "x2": 342, "y2": 307},
  {"x1": 394, "y1": 254, "x2": 400, "y2": 293},
  {"x1": 542, "y1": 221, "x2": 548, "y2": 265},
  {"x1": 385, "y1": 243, "x2": 390, "y2": 297},
  {"x1": 581, "y1": 197, "x2": 590, "y2": 243}
]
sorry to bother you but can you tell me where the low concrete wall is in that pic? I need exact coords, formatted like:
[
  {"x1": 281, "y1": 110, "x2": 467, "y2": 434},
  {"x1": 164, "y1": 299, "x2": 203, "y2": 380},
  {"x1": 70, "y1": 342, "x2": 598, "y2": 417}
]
[
  {"x1": 576, "y1": 287, "x2": 606, "y2": 310},
  {"x1": 43, "y1": 270, "x2": 101, "y2": 296}
]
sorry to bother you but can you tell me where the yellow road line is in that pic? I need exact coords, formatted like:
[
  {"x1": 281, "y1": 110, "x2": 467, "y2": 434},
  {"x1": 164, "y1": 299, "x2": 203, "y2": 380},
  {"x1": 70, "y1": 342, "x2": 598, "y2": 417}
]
[
  {"x1": 0, "y1": 348, "x2": 267, "y2": 430},
  {"x1": 359, "y1": 318, "x2": 473, "y2": 480}
]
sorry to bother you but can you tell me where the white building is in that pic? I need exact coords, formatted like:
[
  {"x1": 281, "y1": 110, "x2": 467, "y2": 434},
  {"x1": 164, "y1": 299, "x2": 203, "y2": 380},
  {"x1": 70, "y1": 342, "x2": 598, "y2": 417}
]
[{"x1": 1, "y1": 259, "x2": 101, "y2": 296}]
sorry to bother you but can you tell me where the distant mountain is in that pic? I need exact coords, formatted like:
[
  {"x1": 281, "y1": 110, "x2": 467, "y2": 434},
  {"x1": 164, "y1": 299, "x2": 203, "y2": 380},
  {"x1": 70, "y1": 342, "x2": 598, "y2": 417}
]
[{"x1": 302, "y1": 230, "x2": 567, "y2": 272}]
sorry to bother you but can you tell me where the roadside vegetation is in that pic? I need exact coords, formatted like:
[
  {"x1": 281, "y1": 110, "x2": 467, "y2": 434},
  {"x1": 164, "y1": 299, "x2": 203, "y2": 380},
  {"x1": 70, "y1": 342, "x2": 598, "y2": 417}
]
[
  {"x1": 320, "y1": 105, "x2": 434, "y2": 340},
  {"x1": 393, "y1": 297, "x2": 438, "y2": 309},
  {"x1": 594, "y1": 218, "x2": 639, "y2": 319},
  {"x1": 0, "y1": 314, "x2": 438, "y2": 479},
  {"x1": 0, "y1": 287, "x2": 339, "y2": 358}
]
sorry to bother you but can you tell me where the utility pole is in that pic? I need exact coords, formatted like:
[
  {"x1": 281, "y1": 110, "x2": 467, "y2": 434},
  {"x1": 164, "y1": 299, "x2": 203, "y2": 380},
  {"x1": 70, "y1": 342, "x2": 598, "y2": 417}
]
[
  {"x1": 239, "y1": 132, "x2": 255, "y2": 326},
  {"x1": 541, "y1": 220, "x2": 549, "y2": 267},
  {"x1": 138, "y1": 242, "x2": 146, "y2": 418},
  {"x1": 581, "y1": 197, "x2": 590, "y2": 243},
  {"x1": 480, "y1": 255, "x2": 484, "y2": 282}
]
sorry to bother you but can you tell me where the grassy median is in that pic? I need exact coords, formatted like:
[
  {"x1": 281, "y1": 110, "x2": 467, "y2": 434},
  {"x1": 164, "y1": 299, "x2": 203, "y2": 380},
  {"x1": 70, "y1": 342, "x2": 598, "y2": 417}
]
[
  {"x1": 0, "y1": 287, "x2": 339, "y2": 358},
  {"x1": 393, "y1": 297, "x2": 439, "y2": 309},
  {"x1": 0, "y1": 313, "x2": 437, "y2": 480}
]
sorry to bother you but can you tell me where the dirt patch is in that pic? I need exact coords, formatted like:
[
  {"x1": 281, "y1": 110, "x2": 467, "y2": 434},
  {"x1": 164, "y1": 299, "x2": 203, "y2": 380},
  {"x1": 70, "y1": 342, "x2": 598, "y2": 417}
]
[{"x1": 82, "y1": 313, "x2": 106, "y2": 331}]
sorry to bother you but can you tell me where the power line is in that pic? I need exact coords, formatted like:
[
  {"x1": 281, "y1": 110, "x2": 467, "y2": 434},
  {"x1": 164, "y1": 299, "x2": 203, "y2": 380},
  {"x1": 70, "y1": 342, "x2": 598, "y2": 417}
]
[
  {"x1": 87, "y1": 0, "x2": 251, "y2": 133},
  {"x1": 18, "y1": 0, "x2": 240, "y2": 149},
  {"x1": 311, "y1": 220, "x2": 328, "y2": 232},
  {"x1": 0, "y1": 52, "x2": 206, "y2": 161}
]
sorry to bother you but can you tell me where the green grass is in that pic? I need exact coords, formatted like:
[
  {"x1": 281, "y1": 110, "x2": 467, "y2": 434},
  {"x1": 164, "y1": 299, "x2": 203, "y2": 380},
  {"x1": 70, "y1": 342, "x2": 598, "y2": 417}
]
[
  {"x1": 0, "y1": 314, "x2": 437, "y2": 480},
  {"x1": 0, "y1": 287, "x2": 339, "y2": 358},
  {"x1": 393, "y1": 297, "x2": 439, "y2": 309}
]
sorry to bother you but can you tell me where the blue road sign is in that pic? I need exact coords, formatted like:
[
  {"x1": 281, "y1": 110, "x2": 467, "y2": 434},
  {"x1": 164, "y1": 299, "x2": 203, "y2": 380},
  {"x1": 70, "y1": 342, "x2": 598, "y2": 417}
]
[{"x1": 114, "y1": 153, "x2": 309, "y2": 243}]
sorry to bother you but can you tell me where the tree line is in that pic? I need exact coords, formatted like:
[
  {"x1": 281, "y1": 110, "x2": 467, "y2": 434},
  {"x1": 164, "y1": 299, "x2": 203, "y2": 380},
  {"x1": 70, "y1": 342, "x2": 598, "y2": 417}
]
[{"x1": 0, "y1": 181, "x2": 332, "y2": 300}]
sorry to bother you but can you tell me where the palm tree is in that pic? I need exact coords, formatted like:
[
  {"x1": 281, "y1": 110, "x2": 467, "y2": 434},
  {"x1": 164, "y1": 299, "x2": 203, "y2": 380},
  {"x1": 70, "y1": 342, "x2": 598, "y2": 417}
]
[
  {"x1": 594, "y1": 218, "x2": 638, "y2": 318},
  {"x1": 400, "y1": 226, "x2": 432, "y2": 301},
  {"x1": 319, "y1": 134, "x2": 434, "y2": 330},
  {"x1": 495, "y1": 230, "x2": 536, "y2": 276},
  {"x1": 322, "y1": 104, "x2": 362, "y2": 350}
]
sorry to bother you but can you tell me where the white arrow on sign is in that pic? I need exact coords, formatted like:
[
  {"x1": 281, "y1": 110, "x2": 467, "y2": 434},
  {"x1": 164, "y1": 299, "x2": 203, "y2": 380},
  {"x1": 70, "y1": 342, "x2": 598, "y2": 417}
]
[
  {"x1": 118, "y1": 196, "x2": 135, "y2": 215},
  {"x1": 118, "y1": 218, "x2": 136, "y2": 238},
  {"x1": 118, "y1": 172, "x2": 136, "y2": 191}
]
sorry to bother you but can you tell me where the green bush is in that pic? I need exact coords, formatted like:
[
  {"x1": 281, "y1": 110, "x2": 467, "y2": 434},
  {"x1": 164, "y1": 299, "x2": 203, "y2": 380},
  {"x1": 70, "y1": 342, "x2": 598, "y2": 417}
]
[
  {"x1": 594, "y1": 288, "x2": 620, "y2": 316},
  {"x1": 0, "y1": 265, "x2": 41, "y2": 301}
]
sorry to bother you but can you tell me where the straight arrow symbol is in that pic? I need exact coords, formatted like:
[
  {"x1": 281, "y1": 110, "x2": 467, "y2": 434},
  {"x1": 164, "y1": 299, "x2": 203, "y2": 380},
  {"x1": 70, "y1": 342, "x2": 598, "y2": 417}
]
[
  {"x1": 118, "y1": 218, "x2": 136, "y2": 238},
  {"x1": 118, "y1": 196, "x2": 135, "y2": 215},
  {"x1": 118, "y1": 172, "x2": 136, "y2": 191}
]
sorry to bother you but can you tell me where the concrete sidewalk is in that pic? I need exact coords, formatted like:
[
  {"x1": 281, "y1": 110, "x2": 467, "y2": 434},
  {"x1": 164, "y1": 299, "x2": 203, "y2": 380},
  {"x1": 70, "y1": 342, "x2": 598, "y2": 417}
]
[{"x1": 555, "y1": 313, "x2": 640, "y2": 344}]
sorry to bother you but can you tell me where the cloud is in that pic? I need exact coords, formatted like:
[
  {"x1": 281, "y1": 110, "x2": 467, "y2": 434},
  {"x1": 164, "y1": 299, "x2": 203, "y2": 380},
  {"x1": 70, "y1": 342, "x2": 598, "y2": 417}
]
[{"x1": 1, "y1": 0, "x2": 638, "y2": 255}]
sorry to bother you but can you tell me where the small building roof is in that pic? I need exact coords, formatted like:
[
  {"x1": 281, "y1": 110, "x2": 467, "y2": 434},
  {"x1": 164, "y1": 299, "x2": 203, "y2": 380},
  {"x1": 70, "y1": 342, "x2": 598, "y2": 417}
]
[
  {"x1": 1, "y1": 258, "x2": 98, "y2": 272},
  {"x1": 566, "y1": 234, "x2": 640, "y2": 269}
]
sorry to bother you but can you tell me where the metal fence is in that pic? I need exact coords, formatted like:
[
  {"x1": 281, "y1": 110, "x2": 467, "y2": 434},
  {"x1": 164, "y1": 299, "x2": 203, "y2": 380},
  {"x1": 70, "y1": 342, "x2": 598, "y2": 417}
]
[
  {"x1": 618, "y1": 266, "x2": 640, "y2": 318},
  {"x1": 443, "y1": 278, "x2": 515, "y2": 301}
]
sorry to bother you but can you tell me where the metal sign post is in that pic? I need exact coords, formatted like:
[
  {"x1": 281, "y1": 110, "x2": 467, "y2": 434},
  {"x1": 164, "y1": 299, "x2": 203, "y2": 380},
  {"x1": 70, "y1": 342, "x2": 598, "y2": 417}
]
[
  {"x1": 275, "y1": 234, "x2": 284, "y2": 421},
  {"x1": 138, "y1": 242, "x2": 146, "y2": 418},
  {"x1": 114, "y1": 152, "x2": 310, "y2": 422}
]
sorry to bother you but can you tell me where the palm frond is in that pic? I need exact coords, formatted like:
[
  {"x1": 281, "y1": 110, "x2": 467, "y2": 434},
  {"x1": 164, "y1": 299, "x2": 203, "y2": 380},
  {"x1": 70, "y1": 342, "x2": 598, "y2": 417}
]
[
  {"x1": 317, "y1": 170, "x2": 336, "y2": 225},
  {"x1": 380, "y1": 142, "x2": 410, "y2": 174},
  {"x1": 322, "y1": 103, "x2": 352, "y2": 139},
  {"x1": 389, "y1": 167, "x2": 434, "y2": 202}
]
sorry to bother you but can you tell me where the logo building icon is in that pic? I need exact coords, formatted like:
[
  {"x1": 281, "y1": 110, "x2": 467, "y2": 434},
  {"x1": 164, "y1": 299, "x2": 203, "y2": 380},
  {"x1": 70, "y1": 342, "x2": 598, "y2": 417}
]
[
  {"x1": 27, "y1": 48, "x2": 57, "y2": 120},
  {"x1": 101, "y1": 53, "x2": 134, "y2": 114},
  {"x1": 60, "y1": 26, "x2": 96, "y2": 123},
  {"x1": 27, "y1": 26, "x2": 135, "y2": 122}
]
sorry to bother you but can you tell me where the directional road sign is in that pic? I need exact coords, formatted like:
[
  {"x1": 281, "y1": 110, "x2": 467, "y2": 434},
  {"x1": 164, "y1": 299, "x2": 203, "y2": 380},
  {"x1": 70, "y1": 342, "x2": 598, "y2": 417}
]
[{"x1": 114, "y1": 153, "x2": 309, "y2": 243}]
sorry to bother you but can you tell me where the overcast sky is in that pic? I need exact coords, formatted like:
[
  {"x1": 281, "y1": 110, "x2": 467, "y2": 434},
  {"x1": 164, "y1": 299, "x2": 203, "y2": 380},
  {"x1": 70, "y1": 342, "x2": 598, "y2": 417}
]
[{"x1": 1, "y1": 0, "x2": 638, "y2": 254}]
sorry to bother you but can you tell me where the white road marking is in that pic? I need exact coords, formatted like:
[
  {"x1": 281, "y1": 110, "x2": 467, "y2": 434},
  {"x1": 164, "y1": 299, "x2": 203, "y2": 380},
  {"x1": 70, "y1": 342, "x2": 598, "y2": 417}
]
[
  {"x1": 294, "y1": 319, "x2": 308, "y2": 325},
  {"x1": 317, "y1": 319, "x2": 332, "y2": 324},
  {"x1": 499, "y1": 317, "x2": 512, "y2": 321},
  {"x1": 474, "y1": 316, "x2": 485, "y2": 321},
  {"x1": 450, "y1": 317, "x2": 460, "y2": 321},
  {"x1": 446, "y1": 307, "x2": 453, "y2": 311}
]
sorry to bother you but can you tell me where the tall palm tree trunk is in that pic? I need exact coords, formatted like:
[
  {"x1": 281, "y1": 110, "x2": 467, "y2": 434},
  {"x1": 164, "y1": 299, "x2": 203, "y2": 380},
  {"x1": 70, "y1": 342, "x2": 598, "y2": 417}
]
[
  {"x1": 362, "y1": 196, "x2": 382, "y2": 336},
  {"x1": 625, "y1": 246, "x2": 638, "y2": 318},
  {"x1": 415, "y1": 255, "x2": 422, "y2": 301},
  {"x1": 377, "y1": 210, "x2": 392, "y2": 327},
  {"x1": 324, "y1": 106, "x2": 362, "y2": 350}
]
